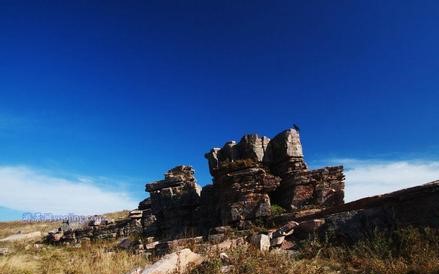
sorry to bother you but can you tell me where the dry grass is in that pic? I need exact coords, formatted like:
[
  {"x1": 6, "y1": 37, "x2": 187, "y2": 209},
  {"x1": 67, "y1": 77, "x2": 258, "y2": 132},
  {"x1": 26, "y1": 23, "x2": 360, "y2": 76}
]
[
  {"x1": 190, "y1": 227, "x2": 439, "y2": 274},
  {"x1": 189, "y1": 245, "x2": 342, "y2": 274},
  {"x1": 0, "y1": 240, "x2": 149, "y2": 274},
  {"x1": 0, "y1": 218, "x2": 148, "y2": 274},
  {"x1": 103, "y1": 210, "x2": 131, "y2": 221},
  {"x1": 2, "y1": 218, "x2": 439, "y2": 274},
  {"x1": 0, "y1": 221, "x2": 60, "y2": 239}
]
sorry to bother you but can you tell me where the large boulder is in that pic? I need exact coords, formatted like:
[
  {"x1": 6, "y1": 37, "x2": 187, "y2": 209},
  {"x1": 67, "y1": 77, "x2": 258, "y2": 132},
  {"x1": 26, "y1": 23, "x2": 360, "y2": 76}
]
[
  {"x1": 263, "y1": 128, "x2": 303, "y2": 165},
  {"x1": 236, "y1": 134, "x2": 270, "y2": 162}
]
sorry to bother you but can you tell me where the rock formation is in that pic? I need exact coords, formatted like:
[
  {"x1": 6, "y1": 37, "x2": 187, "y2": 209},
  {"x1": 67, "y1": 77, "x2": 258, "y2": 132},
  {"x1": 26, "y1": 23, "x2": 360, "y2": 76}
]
[
  {"x1": 135, "y1": 127, "x2": 345, "y2": 236},
  {"x1": 200, "y1": 160, "x2": 281, "y2": 228},
  {"x1": 144, "y1": 165, "x2": 201, "y2": 237},
  {"x1": 204, "y1": 128, "x2": 345, "y2": 216},
  {"x1": 45, "y1": 124, "x2": 439, "y2": 263},
  {"x1": 46, "y1": 126, "x2": 346, "y2": 244}
]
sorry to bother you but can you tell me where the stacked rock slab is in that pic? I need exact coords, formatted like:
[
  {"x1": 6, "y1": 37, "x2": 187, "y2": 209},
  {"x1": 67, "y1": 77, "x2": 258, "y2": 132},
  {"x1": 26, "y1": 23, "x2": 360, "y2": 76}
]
[
  {"x1": 210, "y1": 160, "x2": 280, "y2": 226},
  {"x1": 203, "y1": 134, "x2": 280, "y2": 226},
  {"x1": 137, "y1": 198, "x2": 158, "y2": 236},
  {"x1": 263, "y1": 128, "x2": 344, "y2": 210},
  {"x1": 145, "y1": 165, "x2": 201, "y2": 237},
  {"x1": 205, "y1": 128, "x2": 345, "y2": 215},
  {"x1": 46, "y1": 217, "x2": 141, "y2": 244}
]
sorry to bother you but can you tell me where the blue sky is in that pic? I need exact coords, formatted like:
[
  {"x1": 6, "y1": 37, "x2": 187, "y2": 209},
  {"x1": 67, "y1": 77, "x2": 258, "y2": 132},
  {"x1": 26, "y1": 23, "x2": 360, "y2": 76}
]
[{"x1": 1, "y1": 1, "x2": 439, "y2": 221}]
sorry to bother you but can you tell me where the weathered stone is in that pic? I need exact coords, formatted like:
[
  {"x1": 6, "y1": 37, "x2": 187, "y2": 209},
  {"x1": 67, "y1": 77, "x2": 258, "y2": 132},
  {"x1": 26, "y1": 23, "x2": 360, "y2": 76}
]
[
  {"x1": 145, "y1": 166, "x2": 201, "y2": 237},
  {"x1": 249, "y1": 234, "x2": 270, "y2": 252},
  {"x1": 48, "y1": 231, "x2": 64, "y2": 242},
  {"x1": 270, "y1": 236, "x2": 285, "y2": 247},
  {"x1": 218, "y1": 141, "x2": 239, "y2": 163},
  {"x1": 280, "y1": 239, "x2": 295, "y2": 250},
  {"x1": 297, "y1": 219, "x2": 325, "y2": 233},
  {"x1": 309, "y1": 181, "x2": 439, "y2": 243},
  {"x1": 205, "y1": 127, "x2": 345, "y2": 225},
  {"x1": 205, "y1": 134, "x2": 271, "y2": 176},
  {"x1": 236, "y1": 134, "x2": 270, "y2": 162},
  {"x1": 271, "y1": 166, "x2": 344, "y2": 210},
  {"x1": 145, "y1": 241, "x2": 160, "y2": 250},
  {"x1": 118, "y1": 238, "x2": 135, "y2": 250},
  {"x1": 219, "y1": 252, "x2": 230, "y2": 264},
  {"x1": 207, "y1": 238, "x2": 246, "y2": 252},
  {"x1": 46, "y1": 217, "x2": 142, "y2": 244},
  {"x1": 141, "y1": 248, "x2": 204, "y2": 274},
  {"x1": 272, "y1": 221, "x2": 299, "y2": 238},
  {"x1": 203, "y1": 161, "x2": 281, "y2": 225},
  {"x1": 263, "y1": 128, "x2": 303, "y2": 164},
  {"x1": 208, "y1": 234, "x2": 226, "y2": 244},
  {"x1": 211, "y1": 226, "x2": 232, "y2": 234},
  {"x1": 139, "y1": 198, "x2": 152, "y2": 210},
  {"x1": 130, "y1": 210, "x2": 143, "y2": 219},
  {"x1": 205, "y1": 148, "x2": 221, "y2": 175}
]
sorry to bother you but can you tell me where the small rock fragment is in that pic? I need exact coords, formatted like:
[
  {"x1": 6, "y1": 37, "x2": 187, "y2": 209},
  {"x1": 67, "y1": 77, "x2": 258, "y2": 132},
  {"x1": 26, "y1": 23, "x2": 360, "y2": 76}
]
[
  {"x1": 270, "y1": 236, "x2": 285, "y2": 247},
  {"x1": 219, "y1": 252, "x2": 230, "y2": 264},
  {"x1": 272, "y1": 221, "x2": 299, "y2": 238},
  {"x1": 249, "y1": 234, "x2": 270, "y2": 252}
]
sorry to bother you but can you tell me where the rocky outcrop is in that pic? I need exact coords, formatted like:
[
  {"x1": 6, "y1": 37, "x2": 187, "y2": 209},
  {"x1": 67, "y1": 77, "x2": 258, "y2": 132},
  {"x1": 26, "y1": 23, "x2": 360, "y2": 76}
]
[
  {"x1": 205, "y1": 134, "x2": 270, "y2": 176},
  {"x1": 47, "y1": 126, "x2": 346, "y2": 245},
  {"x1": 318, "y1": 181, "x2": 439, "y2": 242},
  {"x1": 139, "y1": 127, "x2": 345, "y2": 236},
  {"x1": 271, "y1": 166, "x2": 345, "y2": 210},
  {"x1": 200, "y1": 160, "x2": 281, "y2": 227},
  {"x1": 268, "y1": 180, "x2": 439, "y2": 244},
  {"x1": 145, "y1": 165, "x2": 201, "y2": 237},
  {"x1": 204, "y1": 127, "x2": 345, "y2": 214}
]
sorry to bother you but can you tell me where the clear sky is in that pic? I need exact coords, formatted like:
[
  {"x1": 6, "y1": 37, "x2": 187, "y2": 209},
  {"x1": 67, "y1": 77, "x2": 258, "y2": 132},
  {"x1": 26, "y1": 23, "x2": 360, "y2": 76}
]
[{"x1": 1, "y1": 1, "x2": 439, "y2": 221}]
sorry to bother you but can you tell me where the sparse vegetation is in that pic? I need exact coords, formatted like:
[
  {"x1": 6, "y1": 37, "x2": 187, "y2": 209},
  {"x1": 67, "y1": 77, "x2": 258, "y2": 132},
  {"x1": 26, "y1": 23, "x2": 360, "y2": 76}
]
[
  {"x1": 190, "y1": 227, "x2": 439, "y2": 274},
  {"x1": 0, "y1": 220, "x2": 149, "y2": 274},
  {"x1": 270, "y1": 204, "x2": 287, "y2": 216},
  {"x1": 2, "y1": 219, "x2": 439, "y2": 274},
  {"x1": 103, "y1": 210, "x2": 131, "y2": 221}
]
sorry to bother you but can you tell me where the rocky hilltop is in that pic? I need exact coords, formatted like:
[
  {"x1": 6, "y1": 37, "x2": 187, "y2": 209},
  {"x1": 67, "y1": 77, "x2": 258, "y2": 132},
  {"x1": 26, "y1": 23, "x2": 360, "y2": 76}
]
[{"x1": 46, "y1": 126, "x2": 439, "y2": 265}]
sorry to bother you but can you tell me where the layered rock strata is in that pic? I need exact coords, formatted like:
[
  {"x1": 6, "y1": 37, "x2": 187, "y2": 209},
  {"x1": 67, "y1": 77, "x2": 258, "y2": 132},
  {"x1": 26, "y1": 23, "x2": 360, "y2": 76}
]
[
  {"x1": 205, "y1": 128, "x2": 345, "y2": 212},
  {"x1": 200, "y1": 160, "x2": 281, "y2": 227},
  {"x1": 145, "y1": 165, "x2": 201, "y2": 237},
  {"x1": 46, "y1": 217, "x2": 142, "y2": 244}
]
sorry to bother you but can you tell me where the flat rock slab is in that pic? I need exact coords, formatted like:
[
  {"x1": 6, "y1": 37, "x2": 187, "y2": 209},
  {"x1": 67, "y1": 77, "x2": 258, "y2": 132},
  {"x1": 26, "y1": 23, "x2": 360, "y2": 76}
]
[
  {"x1": 141, "y1": 248, "x2": 204, "y2": 274},
  {"x1": 0, "y1": 231, "x2": 42, "y2": 242}
]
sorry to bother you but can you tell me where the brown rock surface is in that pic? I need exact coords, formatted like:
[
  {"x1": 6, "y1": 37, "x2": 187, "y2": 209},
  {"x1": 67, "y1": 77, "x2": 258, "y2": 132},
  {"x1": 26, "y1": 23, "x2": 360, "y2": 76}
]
[{"x1": 145, "y1": 165, "x2": 201, "y2": 237}]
